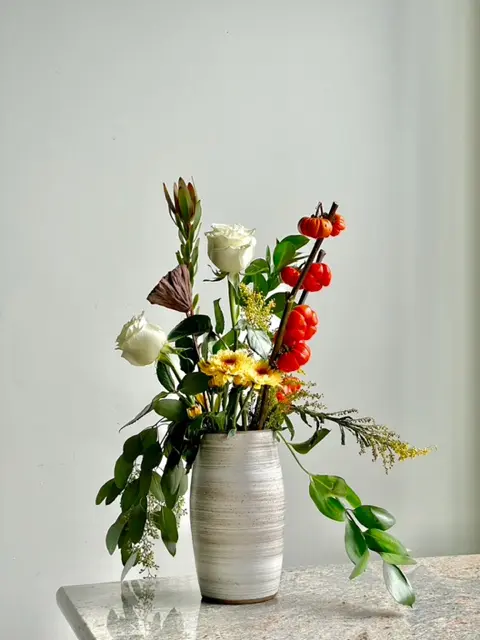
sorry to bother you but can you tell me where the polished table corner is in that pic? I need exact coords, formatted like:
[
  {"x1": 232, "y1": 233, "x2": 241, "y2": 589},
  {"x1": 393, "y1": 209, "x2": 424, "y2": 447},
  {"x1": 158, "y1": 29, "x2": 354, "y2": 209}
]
[{"x1": 57, "y1": 555, "x2": 480, "y2": 640}]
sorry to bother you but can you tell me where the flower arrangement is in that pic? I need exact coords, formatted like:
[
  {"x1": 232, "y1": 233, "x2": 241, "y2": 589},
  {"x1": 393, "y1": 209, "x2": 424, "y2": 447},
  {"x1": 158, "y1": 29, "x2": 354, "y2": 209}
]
[{"x1": 97, "y1": 178, "x2": 430, "y2": 605}]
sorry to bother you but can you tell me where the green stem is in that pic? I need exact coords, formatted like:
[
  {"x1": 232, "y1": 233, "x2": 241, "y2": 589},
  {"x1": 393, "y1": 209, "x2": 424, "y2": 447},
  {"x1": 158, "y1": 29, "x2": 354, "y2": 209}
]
[
  {"x1": 278, "y1": 432, "x2": 311, "y2": 476},
  {"x1": 239, "y1": 386, "x2": 255, "y2": 430},
  {"x1": 228, "y1": 275, "x2": 240, "y2": 350}
]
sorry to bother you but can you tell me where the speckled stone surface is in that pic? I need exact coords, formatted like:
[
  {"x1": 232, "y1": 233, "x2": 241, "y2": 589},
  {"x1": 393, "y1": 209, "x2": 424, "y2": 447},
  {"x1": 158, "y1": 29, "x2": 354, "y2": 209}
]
[{"x1": 57, "y1": 555, "x2": 480, "y2": 640}]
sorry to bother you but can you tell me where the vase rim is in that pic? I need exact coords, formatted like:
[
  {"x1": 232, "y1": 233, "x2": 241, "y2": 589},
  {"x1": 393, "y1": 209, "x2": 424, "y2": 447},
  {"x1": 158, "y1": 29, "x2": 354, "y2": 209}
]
[{"x1": 202, "y1": 430, "x2": 275, "y2": 438}]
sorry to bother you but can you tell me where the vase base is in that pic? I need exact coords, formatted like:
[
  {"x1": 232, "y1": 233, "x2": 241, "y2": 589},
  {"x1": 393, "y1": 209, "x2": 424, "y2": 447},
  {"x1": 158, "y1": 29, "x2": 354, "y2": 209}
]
[{"x1": 201, "y1": 592, "x2": 278, "y2": 605}]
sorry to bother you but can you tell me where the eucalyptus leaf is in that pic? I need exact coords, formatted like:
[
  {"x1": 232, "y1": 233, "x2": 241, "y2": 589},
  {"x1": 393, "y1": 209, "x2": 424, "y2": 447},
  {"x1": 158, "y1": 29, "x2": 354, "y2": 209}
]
[
  {"x1": 161, "y1": 461, "x2": 186, "y2": 509},
  {"x1": 353, "y1": 505, "x2": 396, "y2": 531},
  {"x1": 105, "y1": 481, "x2": 122, "y2": 505},
  {"x1": 106, "y1": 515, "x2": 126, "y2": 555},
  {"x1": 140, "y1": 427, "x2": 158, "y2": 450},
  {"x1": 128, "y1": 505, "x2": 147, "y2": 544},
  {"x1": 364, "y1": 529, "x2": 409, "y2": 556},
  {"x1": 168, "y1": 315, "x2": 212, "y2": 341},
  {"x1": 178, "y1": 372, "x2": 210, "y2": 395},
  {"x1": 156, "y1": 361, "x2": 177, "y2": 393},
  {"x1": 349, "y1": 550, "x2": 370, "y2": 580},
  {"x1": 120, "y1": 396, "x2": 162, "y2": 431},
  {"x1": 121, "y1": 479, "x2": 139, "y2": 512},
  {"x1": 380, "y1": 553, "x2": 417, "y2": 566},
  {"x1": 247, "y1": 328, "x2": 271, "y2": 359},
  {"x1": 120, "y1": 550, "x2": 138, "y2": 582},
  {"x1": 141, "y1": 442, "x2": 163, "y2": 470},
  {"x1": 114, "y1": 456, "x2": 133, "y2": 490},
  {"x1": 291, "y1": 428, "x2": 330, "y2": 454},
  {"x1": 96, "y1": 479, "x2": 115, "y2": 505},
  {"x1": 122, "y1": 434, "x2": 143, "y2": 463},
  {"x1": 138, "y1": 469, "x2": 153, "y2": 499},
  {"x1": 150, "y1": 471, "x2": 165, "y2": 502},
  {"x1": 382, "y1": 562, "x2": 416, "y2": 607},
  {"x1": 213, "y1": 299, "x2": 225, "y2": 334},
  {"x1": 344, "y1": 516, "x2": 367, "y2": 564},
  {"x1": 153, "y1": 398, "x2": 186, "y2": 422}
]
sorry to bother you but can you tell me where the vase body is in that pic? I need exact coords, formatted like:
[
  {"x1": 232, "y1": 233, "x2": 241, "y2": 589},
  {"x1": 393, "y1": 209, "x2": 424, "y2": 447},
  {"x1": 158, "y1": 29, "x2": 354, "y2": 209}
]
[{"x1": 190, "y1": 431, "x2": 285, "y2": 604}]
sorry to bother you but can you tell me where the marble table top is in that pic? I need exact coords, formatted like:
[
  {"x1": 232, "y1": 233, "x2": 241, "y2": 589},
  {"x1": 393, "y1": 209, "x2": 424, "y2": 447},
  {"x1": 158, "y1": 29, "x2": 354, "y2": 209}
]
[{"x1": 57, "y1": 555, "x2": 480, "y2": 640}]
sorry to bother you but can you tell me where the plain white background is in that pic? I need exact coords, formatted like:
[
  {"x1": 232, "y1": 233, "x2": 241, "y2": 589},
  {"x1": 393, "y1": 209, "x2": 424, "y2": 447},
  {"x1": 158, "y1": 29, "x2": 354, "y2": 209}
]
[{"x1": 0, "y1": 0, "x2": 477, "y2": 638}]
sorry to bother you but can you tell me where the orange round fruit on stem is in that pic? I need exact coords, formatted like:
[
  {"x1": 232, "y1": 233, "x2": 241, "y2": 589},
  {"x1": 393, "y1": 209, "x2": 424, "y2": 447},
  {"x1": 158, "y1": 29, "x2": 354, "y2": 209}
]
[
  {"x1": 281, "y1": 266, "x2": 301, "y2": 287},
  {"x1": 331, "y1": 214, "x2": 346, "y2": 237}
]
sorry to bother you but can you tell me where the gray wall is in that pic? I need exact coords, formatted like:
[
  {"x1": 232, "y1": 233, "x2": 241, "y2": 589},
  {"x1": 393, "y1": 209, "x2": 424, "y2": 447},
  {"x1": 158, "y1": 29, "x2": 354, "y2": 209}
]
[{"x1": 0, "y1": 1, "x2": 477, "y2": 638}]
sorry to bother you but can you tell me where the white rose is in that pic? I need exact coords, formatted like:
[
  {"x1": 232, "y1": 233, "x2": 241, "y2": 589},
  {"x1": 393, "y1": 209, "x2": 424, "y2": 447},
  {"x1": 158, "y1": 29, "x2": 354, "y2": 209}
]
[
  {"x1": 205, "y1": 224, "x2": 256, "y2": 274},
  {"x1": 115, "y1": 312, "x2": 167, "y2": 366}
]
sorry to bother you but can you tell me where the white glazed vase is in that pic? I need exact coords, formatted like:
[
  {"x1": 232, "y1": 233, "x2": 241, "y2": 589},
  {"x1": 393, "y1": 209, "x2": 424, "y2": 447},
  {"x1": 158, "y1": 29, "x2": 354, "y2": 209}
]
[{"x1": 190, "y1": 430, "x2": 285, "y2": 604}]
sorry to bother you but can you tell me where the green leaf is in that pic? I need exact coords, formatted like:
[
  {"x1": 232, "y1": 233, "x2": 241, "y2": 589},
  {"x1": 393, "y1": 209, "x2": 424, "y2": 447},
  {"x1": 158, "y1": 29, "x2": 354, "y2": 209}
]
[
  {"x1": 349, "y1": 550, "x2": 370, "y2": 580},
  {"x1": 122, "y1": 435, "x2": 143, "y2": 463},
  {"x1": 114, "y1": 456, "x2": 133, "y2": 490},
  {"x1": 168, "y1": 314, "x2": 212, "y2": 341},
  {"x1": 266, "y1": 245, "x2": 272, "y2": 266},
  {"x1": 178, "y1": 372, "x2": 210, "y2": 395},
  {"x1": 309, "y1": 477, "x2": 345, "y2": 522},
  {"x1": 266, "y1": 273, "x2": 281, "y2": 291},
  {"x1": 138, "y1": 469, "x2": 152, "y2": 499},
  {"x1": 176, "y1": 336, "x2": 199, "y2": 370},
  {"x1": 382, "y1": 562, "x2": 416, "y2": 607},
  {"x1": 273, "y1": 240, "x2": 297, "y2": 272},
  {"x1": 153, "y1": 398, "x2": 187, "y2": 422},
  {"x1": 141, "y1": 442, "x2": 163, "y2": 470},
  {"x1": 213, "y1": 411, "x2": 226, "y2": 431},
  {"x1": 156, "y1": 361, "x2": 177, "y2": 393},
  {"x1": 129, "y1": 505, "x2": 147, "y2": 544},
  {"x1": 311, "y1": 475, "x2": 361, "y2": 509},
  {"x1": 106, "y1": 515, "x2": 126, "y2": 555},
  {"x1": 280, "y1": 234, "x2": 310, "y2": 251},
  {"x1": 150, "y1": 471, "x2": 165, "y2": 502},
  {"x1": 344, "y1": 516, "x2": 368, "y2": 564},
  {"x1": 246, "y1": 328, "x2": 271, "y2": 359},
  {"x1": 120, "y1": 550, "x2": 138, "y2": 582},
  {"x1": 291, "y1": 428, "x2": 330, "y2": 454},
  {"x1": 212, "y1": 329, "x2": 236, "y2": 353},
  {"x1": 105, "y1": 481, "x2": 122, "y2": 505},
  {"x1": 284, "y1": 415, "x2": 295, "y2": 439},
  {"x1": 161, "y1": 461, "x2": 187, "y2": 509},
  {"x1": 153, "y1": 506, "x2": 179, "y2": 557},
  {"x1": 266, "y1": 292, "x2": 289, "y2": 318},
  {"x1": 213, "y1": 299, "x2": 225, "y2": 334},
  {"x1": 380, "y1": 553, "x2": 417, "y2": 566},
  {"x1": 245, "y1": 258, "x2": 270, "y2": 276},
  {"x1": 253, "y1": 273, "x2": 269, "y2": 296},
  {"x1": 120, "y1": 398, "x2": 157, "y2": 431},
  {"x1": 96, "y1": 479, "x2": 115, "y2": 505},
  {"x1": 140, "y1": 427, "x2": 158, "y2": 450},
  {"x1": 121, "y1": 479, "x2": 139, "y2": 512},
  {"x1": 364, "y1": 529, "x2": 409, "y2": 556},
  {"x1": 353, "y1": 505, "x2": 396, "y2": 531}
]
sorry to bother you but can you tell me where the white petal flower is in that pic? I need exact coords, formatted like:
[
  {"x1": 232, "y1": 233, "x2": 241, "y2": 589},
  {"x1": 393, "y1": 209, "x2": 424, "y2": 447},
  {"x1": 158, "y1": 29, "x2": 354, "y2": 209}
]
[
  {"x1": 115, "y1": 312, "x2": 167, "y2": 366},
  {"x1": 205, "y1": 224, "x2": 256, "y2": 274}
]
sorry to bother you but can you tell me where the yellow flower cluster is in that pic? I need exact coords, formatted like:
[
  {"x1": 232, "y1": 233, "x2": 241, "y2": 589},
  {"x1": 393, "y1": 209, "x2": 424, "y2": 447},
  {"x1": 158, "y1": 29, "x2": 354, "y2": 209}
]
[
  {"x1": 199, "y1": 350, "x2": 282, "y2": 389},
  {"x1": 239, "y1": 283, "x2": 276, "y2": 332}
]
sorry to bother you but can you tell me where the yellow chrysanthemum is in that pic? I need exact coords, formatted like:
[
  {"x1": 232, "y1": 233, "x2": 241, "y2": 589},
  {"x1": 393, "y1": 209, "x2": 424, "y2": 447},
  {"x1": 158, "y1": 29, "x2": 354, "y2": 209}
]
[
  {"x1": 209, "y1": 372, "x2": 232, "y2": 388},
  {"x1": 215, "y1": 350, "x2": 251, "y2": 374},
  {"x1": 248, "y1": 361, "x2": 283, "y2": 388}
]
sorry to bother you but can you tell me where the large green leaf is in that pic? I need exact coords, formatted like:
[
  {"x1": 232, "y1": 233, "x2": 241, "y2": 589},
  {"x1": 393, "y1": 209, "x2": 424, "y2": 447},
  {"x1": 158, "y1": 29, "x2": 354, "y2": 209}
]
[
  {"x1": 280, "y1": 234, "x2": 310, "y2": 250},
  {"x1": 273, "y1": 240, "x2": 297, "y2": 272},
  {"x1": 138, "y1": 469, "x2": 153, "y2": 499},
  {"x1": 382, "y1": 562, "x2": 416, "y2": 607},
  {"x1": 121, "y1": 479, "x2": 140, "y2": 512},
  {"x1": 291, "y1": 428, "x2": 330, "y2": 454},
  {"x1": 141, "y1": 442, "x2": 163, "y2": 470},
  {"x1": 114, "y1": 456, "x2": 133, "y2": 490},
  {"x1": 161, "y1": 461, "x2": 186, "y2": 509},
  {"x1": 245, "y1": 258, "x2": 270, "y2": 276},
  {"x1": 153, "y1": 398, "x2": 187, "y2": 422},
  {"x1": 364, "y1": 529, "x2": 409, "y2": 556},
  {"x1": 106, "y1": 515, "x2": 126, "y2": 555},
  {"x1": 120, "y1": 550, "x2": 138, "y2": 582},
  {"x1": 213, "y1": 299, "x2": 225, "y2": 335},
  {"x1": 128, "y1": 504, "x2": 147, "y2": 544},
  {"x1": 140, "y1": 427, "x2": 158, "y2": 450},
  {"x1": 212, "y1": 329, "x2": 236, "y2": 353},
  {"x1": 253, "y1": 273, "x2": 269, "y2": 296},
  {"x1": 156, "y1": 361, "x2": 176, "y2": 393},
  {"x1": 105, "y1": 481, "x2": 122, "y2": 505},
  {"x1": 153, "y1": 507, "x2": 179, "y2": 557},
  {"x1": 247, "y1": 328, "x2": 271, "y2": 359},
  {"x1": 96, "y1": 479, "x2": 115, "y2": 505},
  {"x1": 266, "y1": 292, "x2": 289, "y2": 319},
  {"x1": 309, "y1": 477, "x2": 345, "y2": 522},
  {"x1": 178, "y1": 372, "x2": 210, "y2": 395},
  {"x1": 353, "y1": 505, "x2": 396, "y2": 531},
  {"x1": 168, "y1": 315, "x2": 212, "y2": 341},
  {"x1": 150, "y1": 471, "x2": 165, "y2": 502},
  {"x1": 349, "y1": 550, "x2": 370, "y2": 580},
  {"x1": 380, "y1": 553, "x2": 417, "y2": 566},
  {"x1": 344, "y1": 516, "x2": 368, "y2": 564},
  {"x1": 311, "y1": 475, "x2": 361, "y2": 509},
  {"x1": 122, "y1": 434, "x2": 143, "y2": 463}
]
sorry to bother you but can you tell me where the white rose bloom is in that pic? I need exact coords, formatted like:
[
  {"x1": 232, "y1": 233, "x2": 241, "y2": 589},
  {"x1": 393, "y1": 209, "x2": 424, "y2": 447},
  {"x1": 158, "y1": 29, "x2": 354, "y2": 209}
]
[
  {"x1": 115, "y1": 312, "x2": 167, "y2": 366},
  {"x1": 205, "y1": 224, "x2": 256, "y2": 274}
]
